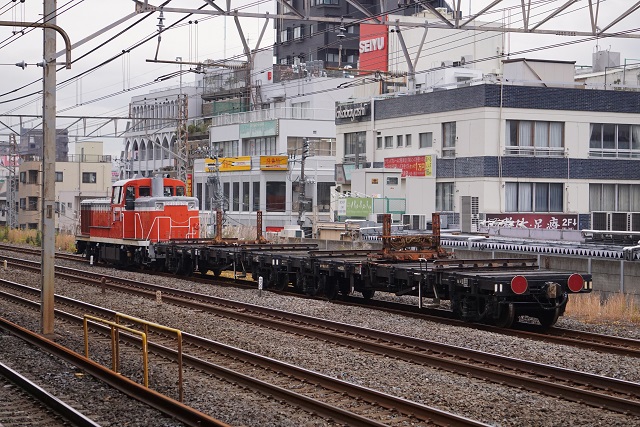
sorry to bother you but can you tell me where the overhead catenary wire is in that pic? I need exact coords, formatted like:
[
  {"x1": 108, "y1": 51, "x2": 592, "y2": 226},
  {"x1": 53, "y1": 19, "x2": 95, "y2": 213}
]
[{"x1": 0, "y1": 0, "x2": 635, "y2": 126}]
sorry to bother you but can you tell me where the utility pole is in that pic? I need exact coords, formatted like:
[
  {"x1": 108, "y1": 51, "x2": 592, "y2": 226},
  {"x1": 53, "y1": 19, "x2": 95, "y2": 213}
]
[
  {"x1": 6, "y1": 134, "x2": 18, "y2": 229},
  {"x1": 41, "y1": 0, "x2": 56, "y2": 336},
  {"x1": 297, "y1": 137, "x2": 309, "y2": 228}
]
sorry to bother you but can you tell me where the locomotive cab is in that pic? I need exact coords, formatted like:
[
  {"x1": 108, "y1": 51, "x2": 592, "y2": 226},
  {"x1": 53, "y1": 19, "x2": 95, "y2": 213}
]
[{"x1": 76, "y1": 175, "x2": 199, "y2": 265}]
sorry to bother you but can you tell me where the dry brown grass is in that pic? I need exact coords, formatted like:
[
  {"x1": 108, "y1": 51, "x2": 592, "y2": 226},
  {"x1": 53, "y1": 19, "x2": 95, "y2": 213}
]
[
  {"x1": 565, "y1": 292, "x2": 640, "y2": 324},
  {"x1": 0, "y1": 227, "x2": 76, "y2": 253},
  {"x1": 56, "y1": 233, "x2": 76, "y2": 253}
]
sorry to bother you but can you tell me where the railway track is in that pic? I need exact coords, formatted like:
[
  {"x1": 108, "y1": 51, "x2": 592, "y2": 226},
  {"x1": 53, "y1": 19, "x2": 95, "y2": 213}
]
[
  {"x1": 0, "y1": 361, "x2": 101, "y2": 427},
  {"x1": 0, "y1": 281, "x2": 488, "y2": 427},
  {"x1": 0, "y1": 317, "x2": 227, "y2": 427},
  {"x1": 1, "y1": 249, "x2": 638, "y2": 358},
  {"x1": 1, "y1": 267, "x2": 639, "y2": 418}
]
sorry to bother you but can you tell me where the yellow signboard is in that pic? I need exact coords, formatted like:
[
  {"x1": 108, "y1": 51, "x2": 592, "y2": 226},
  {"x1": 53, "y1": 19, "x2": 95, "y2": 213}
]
[
  {"x1": 205, "y1": 156, "x2": 252, "y2": 172},
  {"x1": 260, "y1": 155, "x2": 288, "y2": 171}
]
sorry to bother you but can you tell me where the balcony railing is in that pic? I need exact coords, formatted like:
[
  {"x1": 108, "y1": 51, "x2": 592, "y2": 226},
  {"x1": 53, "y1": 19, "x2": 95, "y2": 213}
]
[
  {"x1": 210, "y1": 107, "x2": 334, "y2": 127},
  {"x1": 504, "y1": 146, "x2": 566, "y2": 157}
]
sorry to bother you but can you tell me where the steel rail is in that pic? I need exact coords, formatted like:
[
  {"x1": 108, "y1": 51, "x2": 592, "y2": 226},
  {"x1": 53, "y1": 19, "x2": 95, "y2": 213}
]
[
  {"x1": 1, "y1": 251, "x2": 639, "y2": 358},
  {"x1": 0, "y1": 362, "x2": 101, "y2": 427},
  {"x1": 0, "y1": 317, "x2": 230, "y2": 427},
  {"x1": 2, "y1": 272, "x2": 640, "y2": 418},
  {"x1": 0, "y1": 287, "x2": 488, "y2": 427}
]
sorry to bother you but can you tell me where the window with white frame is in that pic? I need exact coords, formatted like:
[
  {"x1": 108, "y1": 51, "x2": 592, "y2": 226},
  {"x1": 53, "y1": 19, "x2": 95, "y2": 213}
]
[
  {"x1": 384, "y1": 136, "x2": 393, "y2": 148},
  {"x1": 589, "y1": 123, "x2": 640, "y2": 158},
  {"x1": 377, "y1": 136, "x2": 382, "y2": 149},
  {"x1": 506, "y1": 120, "x2": 564, "y2": 156},
  {"x1": 212, "y1": 140, "x2": 239, "y2": 158},
  {"x1": 280, "y1": 28, "x2": 289, "y2": 42},
  {"x1": 344, "y1": 132, "x2": 366, "y2": 163},
  {"x1": 405, "y1": 134, "x2": 412, "y2": 147},
  {"x1": 505, "y1": 182, "x2": 563, "y2": 212},
  {"x1": 589, "y1": 183, "x2": 640, "y2": 212},
  {"x1": 243, "y1": 137, "x2": 276, "y2": 156},
  {"x1": 396, "y1": 135, "x2": 403, "y2": 147},
  {"x1": 436, "y1": 182, "x2": 455, "y2": 211},
  {"x1": 419, "y1": 132, "x2": 432, "y2": 148},
  {"x1": 442, "y1": 122, "x2": 456, "y2": 157},
  {"x1": 293, "y1": 26, "x2": 304, "y2": 40}
]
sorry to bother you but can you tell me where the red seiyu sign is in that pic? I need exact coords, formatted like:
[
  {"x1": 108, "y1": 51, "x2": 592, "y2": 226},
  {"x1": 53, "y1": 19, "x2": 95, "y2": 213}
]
[
  {"x1": 359, "y1": 23, "x2": 388, "y2": 73},
  {"x1": 484, "y1": 213, "x2": 579, "y2": 230},
  {"x1": 384, "y1": 156, "x2": 432, "y2": 177}
]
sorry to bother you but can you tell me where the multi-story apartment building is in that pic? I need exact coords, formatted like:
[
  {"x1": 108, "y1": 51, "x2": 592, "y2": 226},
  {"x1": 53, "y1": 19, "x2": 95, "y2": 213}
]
[
  {"x1": 274, "y1": 0, "x2": 449, "y2": 67},
  {"x1": 17, "y1": 141, "x2": 112, "y2": 232}
]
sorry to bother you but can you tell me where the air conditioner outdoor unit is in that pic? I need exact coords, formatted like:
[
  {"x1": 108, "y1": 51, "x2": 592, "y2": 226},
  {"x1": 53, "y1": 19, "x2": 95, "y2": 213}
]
[
  {"x1": 630, "y1": 213, "x2": 640, "y2": 231},
  {"x1": 402, "y1": 214, "x2": 412, "y2": 229},
  {"x1": 610, "y1": 212, "x2": 628, "y2": 231},
  {"x1": 591, "y1": 212, "x2": 609, "y2": 230},
  {"x1": 411, "y1": 214, "x2": 427, "y2": 230}
]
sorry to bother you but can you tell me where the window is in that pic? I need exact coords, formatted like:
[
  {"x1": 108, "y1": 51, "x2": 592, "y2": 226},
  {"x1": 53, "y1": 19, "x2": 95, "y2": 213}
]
[
  {"x1": 436, "y1": 182, "x2": 455, "y2": 211},
  {"x1": 19, "y1": 198, "x2": 26, "y2": 210},
  {"x1": 212, "y1": 140, "x2": 239, "y2": 158},
  {"x1": 280, "y1": 28, "x2": 290, "y2": 43},
  {"x1": 419, "y1": 132, "x2": 432, "y2": 149},
  {"x1": 197, "y1": 183, "x2": 203, "y2": 210},
  {"x1": 386, "y1": 177, "x2": 399, "y2": 185},
  {"x1": 28, "y1": 170, "x2": 38, "y2": 184},
  {"x1": 505, "y1": 182, "x2": 563, "y2": 212},
  {"x1": 384, "y1": 136, "x2": 393, "y2": 148},
  {"x1": 19, "y1": 172, "x2": 26, "y2": 183},
  {"x1": 506, "y1": 120, "x2": 564, "y2": 156},
  {"x1": 590, "y1": 183, "x2": 640, "y2": 212},
  {"x1": 293, "y1": 25, "x2": 304, "y2": 40},
  {"x1": 326, "y1": 52, "x2": 340, "y2": 62},
  {"x1": 344, "y1": 132, "x2": 366, "y2": 163},
  {"x1": 396, "y1": 135, "x2": 403, "y2": 147},
  {"x1": 176, "y1": 186, "x2": 185, "y2": 196},
  {"x1": 82, "y1": 172, "x2": 97, "y2": 184},
  {"x1": 55, "y1": 172, "x2": 63, "y2": 182},
  {"x1": 266, "y1": 182, "x2": 286, "y2": 212},
  {"x1": 405, "y1": 134, "x2": 412, "y2": 147},
  {"x1": 377, "y1": 136, "x2": 382, "y2": 149},
  {"x1": 111, "y1": 186, "x2": 123, "y2": 204},
  {"x1": 253, "y1": 181, "x2": 260, "y2": 211},
  {"x1": 139, "y1": 187, "x2": 151, "y2": 197},
  {"x1": 589, "y1": 123, "x2": 640, "y2": 158},
  {"x1": 232, "y1": 182, "x2": 240, "y2": 211},
  {"x1": 243, "y1": 182, "x2": 250, "y2": 212},
  {"x1": 243, "y1": 136, "x2": 276, "y2": 156},
  {"x1": 442, "y1": 122, "x2": 456, "y2": 157},
  {"x1": 223, "y1": 182, "x2": 230, "y2": 210},
  {"x1": 163, "y1": 187, "x2": 174, "y2": 197},
  {"x1": 28, "y1": 197, "x2": 38, "y2": 211},
  {"x1": 317, "y1": 182, "x2": 332, "y2": 212}
]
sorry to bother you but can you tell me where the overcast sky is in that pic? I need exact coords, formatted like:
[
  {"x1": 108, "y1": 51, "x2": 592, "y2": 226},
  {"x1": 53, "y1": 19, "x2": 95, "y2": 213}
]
[{"x1": 0, "y1": 0, "x2": 637, "y2": 157}]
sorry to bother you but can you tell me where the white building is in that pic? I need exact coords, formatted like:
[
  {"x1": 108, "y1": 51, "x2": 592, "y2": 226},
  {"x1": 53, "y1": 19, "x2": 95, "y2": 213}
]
[
  {"x1": 192, "y1": 62, "x2": 358, "y2": 232},
  {"x1": 336, "y1": 59, "x2": 640, "y2": 233}
]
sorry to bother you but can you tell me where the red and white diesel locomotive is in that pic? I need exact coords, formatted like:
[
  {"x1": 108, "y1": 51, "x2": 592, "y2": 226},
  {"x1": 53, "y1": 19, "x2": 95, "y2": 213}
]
[{"x1": 75, "y1": 175, "x2": 199, "y2": 266}]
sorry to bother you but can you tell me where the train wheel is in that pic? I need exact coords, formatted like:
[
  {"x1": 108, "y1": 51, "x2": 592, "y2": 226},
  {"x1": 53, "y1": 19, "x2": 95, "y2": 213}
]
[
  {"x1": 361, "y1": 289, "x2": 375, "y2": 300},
  {"x1": 537, "y1": 308, "x2": 560, "y2": 328},
  {"x1": 325, "y1": 279, "x2": 338, "y2": 300},
  {"x1": 495, "y1": 303, "x2": 515, "y2": 328},
  {"x1": 273, "y1": 272, "x2": 287, "y2": 291}
]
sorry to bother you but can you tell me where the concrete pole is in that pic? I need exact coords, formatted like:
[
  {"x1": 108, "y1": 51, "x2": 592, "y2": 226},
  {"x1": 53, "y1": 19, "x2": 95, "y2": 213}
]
[{"x1": 41, "y1": 0, "x2": 56, "y2": 336}]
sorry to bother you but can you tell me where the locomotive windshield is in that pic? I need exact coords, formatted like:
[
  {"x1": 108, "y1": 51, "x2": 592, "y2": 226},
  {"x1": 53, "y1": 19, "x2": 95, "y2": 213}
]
[
  {"x1": 139, "y1": 186, "x2": 151, "y2": 197},
  {"x1": 164, "y1": 186, "x2": 173, "y2": 197},
  {"x1": 111, "y1": 186, "x2": 123, "y2": 204},
  {"x1": 176, "y1": 186, "x2": 185, "y2": 196}
]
